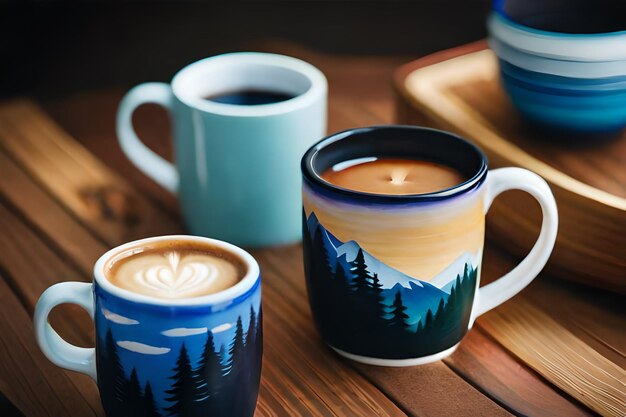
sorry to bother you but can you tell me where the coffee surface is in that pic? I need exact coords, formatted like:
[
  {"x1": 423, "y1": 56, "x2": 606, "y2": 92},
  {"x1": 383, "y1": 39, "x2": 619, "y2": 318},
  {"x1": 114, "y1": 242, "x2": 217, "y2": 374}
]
[
  {"x1": 205, "y1": 89, "x2": 295, "y2": 106},
  {"x1": 321, "y1": 158, "x2": 466, "y2": 195},
  {"x1": 105, "y1": 241, "x2": 246, "y2": 299}
]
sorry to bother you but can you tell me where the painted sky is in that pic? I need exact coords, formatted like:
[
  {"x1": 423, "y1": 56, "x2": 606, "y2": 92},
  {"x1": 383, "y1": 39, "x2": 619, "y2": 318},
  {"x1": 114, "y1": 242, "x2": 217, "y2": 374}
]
[{"x1": 303, "y1": 183, "x2": 485, "y2": 280}]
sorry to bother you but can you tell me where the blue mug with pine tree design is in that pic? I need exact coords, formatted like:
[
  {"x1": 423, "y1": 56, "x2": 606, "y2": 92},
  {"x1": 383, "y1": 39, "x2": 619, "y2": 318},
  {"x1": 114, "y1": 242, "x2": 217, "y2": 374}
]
[
  {"x1": 301, "y1": 126, "x2": 558, "y2": 366},
  {"x1": 34, "y1": 235, "x2": 262, "y2": 416}
]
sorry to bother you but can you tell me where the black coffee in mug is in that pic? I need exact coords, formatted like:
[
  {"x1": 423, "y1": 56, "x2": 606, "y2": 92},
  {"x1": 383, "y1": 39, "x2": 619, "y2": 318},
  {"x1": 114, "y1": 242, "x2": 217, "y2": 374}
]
[{"x1": 205, "y1": 89, "x2": 295, "y2": 105}]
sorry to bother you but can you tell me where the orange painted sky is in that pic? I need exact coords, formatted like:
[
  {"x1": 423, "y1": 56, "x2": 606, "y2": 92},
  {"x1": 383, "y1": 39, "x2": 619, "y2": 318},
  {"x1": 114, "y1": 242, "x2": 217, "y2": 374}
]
[{"x1": 303, "y1": 185, "x2": 485, "y2": 280}]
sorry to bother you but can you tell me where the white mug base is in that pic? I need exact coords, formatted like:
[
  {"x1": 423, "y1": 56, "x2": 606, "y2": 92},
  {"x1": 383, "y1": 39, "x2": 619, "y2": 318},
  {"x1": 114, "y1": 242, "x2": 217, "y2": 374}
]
[{"x1": 331, "y1": 343, "x2": 460, "y2": 367}]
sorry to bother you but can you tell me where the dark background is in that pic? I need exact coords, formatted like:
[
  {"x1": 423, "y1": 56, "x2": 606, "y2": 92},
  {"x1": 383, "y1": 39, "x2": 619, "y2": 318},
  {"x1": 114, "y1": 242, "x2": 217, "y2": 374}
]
[{"x1": 1, "y1": 1, "x2": 490, "y2": 99}]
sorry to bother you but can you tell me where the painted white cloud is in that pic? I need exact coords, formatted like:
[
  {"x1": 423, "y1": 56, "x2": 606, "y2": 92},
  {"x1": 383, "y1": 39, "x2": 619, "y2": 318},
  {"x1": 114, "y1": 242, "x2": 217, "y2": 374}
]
[
  {"x1": 161, "y1": 327, "x2": 208, "y2": 337},
  {"x1": 117, "y1": 341, "x2": 171, "y2": 355},
  {"x1": 102, "y1": 308, "x2": 139, "y2": 325},
  {"x1": 211, "y1": 323, "x2": 233, "y2": 334}
]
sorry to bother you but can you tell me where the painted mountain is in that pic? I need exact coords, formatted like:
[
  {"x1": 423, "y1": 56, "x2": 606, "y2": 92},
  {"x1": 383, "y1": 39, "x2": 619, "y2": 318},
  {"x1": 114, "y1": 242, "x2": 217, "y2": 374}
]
[{"x1": 303, "y1": 212, "x2": 479, "y2": 359}]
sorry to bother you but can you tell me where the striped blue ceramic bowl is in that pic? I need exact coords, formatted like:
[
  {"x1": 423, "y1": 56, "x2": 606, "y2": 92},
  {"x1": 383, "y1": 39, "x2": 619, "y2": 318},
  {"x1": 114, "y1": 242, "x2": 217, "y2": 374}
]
[
  {"x1": 498, "y1": 60, "x2": 626, "y2": 133},
  {"x1": 487, "y1": 1, "x2": 626, "y2": 135}
]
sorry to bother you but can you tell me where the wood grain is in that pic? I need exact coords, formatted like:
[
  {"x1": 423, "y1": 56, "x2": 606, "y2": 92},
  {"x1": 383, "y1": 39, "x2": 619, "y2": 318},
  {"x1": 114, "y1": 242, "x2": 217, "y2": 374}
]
[
  {"x1": 354, "y1": 362, "x2": 511, "y2": 417},
  {"x1": 394, "y1": 44, "x2": 626, "y2": 293},
  {"x1": 475, "y1": 243, "x2": 626, "y2": 417},
  {"x1": 0, "y1": 202, "x2": 102, "y2": 415},
  {"x1": 0, "y1": 150, "x2": 104, "y2": 273},
  {"x1": 480, "y1": 299, "x2": 626, "y2": 417},
  {"x1": 0, "y1": 100, "x2": 179, "y2": 245},
  {"x1": 0, "y1": 276, "x2": 98, "y2": 417},
  {"x1": 445, "y1": 328, "x2": 593, "y2": 417}
]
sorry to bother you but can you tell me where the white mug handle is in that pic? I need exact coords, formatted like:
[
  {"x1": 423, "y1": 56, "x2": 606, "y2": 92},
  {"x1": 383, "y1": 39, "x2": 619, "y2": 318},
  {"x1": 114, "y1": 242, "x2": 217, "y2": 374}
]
[
  {"x1": 34, "y1": 282, "x2": 97, "y2": 380},
  {"x1": 116, "y1": 82, "x2": 179, "y2": 193},
  {"x1": 475, "y1": 167, "x2": 558, "y2": 317}
]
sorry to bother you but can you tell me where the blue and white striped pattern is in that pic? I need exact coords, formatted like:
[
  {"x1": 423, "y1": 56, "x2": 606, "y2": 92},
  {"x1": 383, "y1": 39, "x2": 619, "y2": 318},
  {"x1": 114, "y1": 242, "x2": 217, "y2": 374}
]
[{"x1": 487, "y1": 9, "x2": 626, "y2": 134}]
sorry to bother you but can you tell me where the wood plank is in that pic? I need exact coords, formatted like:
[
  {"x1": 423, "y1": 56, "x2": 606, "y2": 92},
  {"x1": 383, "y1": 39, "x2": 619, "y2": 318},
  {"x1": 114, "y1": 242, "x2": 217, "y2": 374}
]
[
  {"x1": 0, "y1": 201, "x2": 96, "y2": 343},
  {"x1": 471, "y1": 243, "x2": 626, "y2": 416},
  {"x1": 479, "y1": 299, "x2": 626, "y2": 417},
  {"x1": 0, "y1": 201, "x2": 105, "y2": 413},
  {"x1": 523, "y1": 279, "x2": 626, "y2": 370},
  {"x1": 446, "y1": 328, "x2": 593, "y2": 417},
  {"x1": 354, "y1": 362, "x2": 511, "y2": 417},
  {"x1": 479, "y1": 243, "x2": 626, "y2": 370},
  {"x1": 0, "y1": 275, "x2": 100, "y2": 417},
  {"x1": 43, "y1": 90, "x2": 179, "y2": 215},
  {"x1": 0, "y1": 99, "x2": 179, "y2": 246},
  {"x1": 0, "y1": 150, "x2": 104, "y2": 273}
]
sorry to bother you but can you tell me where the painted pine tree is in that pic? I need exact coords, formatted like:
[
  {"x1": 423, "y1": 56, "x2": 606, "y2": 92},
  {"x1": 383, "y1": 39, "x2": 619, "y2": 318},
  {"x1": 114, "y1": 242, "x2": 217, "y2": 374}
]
[
  {"x1": 310, "y1": 223, "x2": 336, "y2": 331},
  {"x1": 99, "y1": 328, "x2": 130, "y2": 417},
  {"x1": 126, "y1": 368, "x2": 144, "y2": 415},
  {"x1": 254, "y1": 307, "x2": 263, "y2": 371},
  {"x1": 143, "y1": 382, "x2": 162, "y2": 417},
  {"x1": 388, "y1": 291, "x2": 410, "y2": 330},
  {"x1": 350, "y1": 249, "x2": 372, "y2": 295},
  {"x1": 220, "y1": 316, "x2": 246, "y2": 415},
  {"x1": 246, "y1": 306, "x2": 257, "y2": 348},
  {"x1": 165, "y1": 343, "x2": 197, "y2": 417},
  {"x1": 368, "y1": 272, "x2": 387, "y2": 320},
  {"x1": 194, "y1": 331, "x2": 224, "y2": 415},
  {"x1": 242, "y1": 306, "x2": 262, "y2": 417},
  {"x1": 226, "y1": 316, "x2": 245, "y2": 374},
  {"x1": 461, "y1": 263, "x2": 477, "y2": 326},
  {"x1": 349, "y1": 250, "x2": 388, "y2": 337}
]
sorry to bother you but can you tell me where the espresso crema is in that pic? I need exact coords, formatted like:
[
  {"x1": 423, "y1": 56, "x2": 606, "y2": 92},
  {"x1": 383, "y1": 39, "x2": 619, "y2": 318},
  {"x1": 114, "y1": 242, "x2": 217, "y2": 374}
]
[{"x1": 105, "y1": 241, "x2": 246, "y2": 299}]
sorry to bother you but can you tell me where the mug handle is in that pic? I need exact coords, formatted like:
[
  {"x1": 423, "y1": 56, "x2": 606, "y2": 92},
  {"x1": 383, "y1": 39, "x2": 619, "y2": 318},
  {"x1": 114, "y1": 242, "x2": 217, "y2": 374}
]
[
  {"x1": 475, "y1": 167, "x2": 558, "y2": 317},
  {"x1": 34, "y1": 282, "x2": 97, "y2": 380},
  {"x1": 116, "y1": 82, "x2": 179, "y2": 194}
]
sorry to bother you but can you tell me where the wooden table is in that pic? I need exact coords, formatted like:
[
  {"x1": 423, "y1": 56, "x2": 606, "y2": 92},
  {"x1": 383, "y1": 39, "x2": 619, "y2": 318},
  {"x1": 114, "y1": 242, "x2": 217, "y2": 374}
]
[{"x1": 0, "y1": 44, "x2": 623, "y2": 417}]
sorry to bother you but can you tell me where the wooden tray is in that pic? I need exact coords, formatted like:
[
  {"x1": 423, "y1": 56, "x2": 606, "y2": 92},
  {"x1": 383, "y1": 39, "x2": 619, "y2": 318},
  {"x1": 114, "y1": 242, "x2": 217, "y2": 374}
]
[
  {"x1": 0, "y1": 65, "x2": 624, "y2": 416},
  {"x1": 394, "y1": 41, "x2": 626, "y2": 293}
]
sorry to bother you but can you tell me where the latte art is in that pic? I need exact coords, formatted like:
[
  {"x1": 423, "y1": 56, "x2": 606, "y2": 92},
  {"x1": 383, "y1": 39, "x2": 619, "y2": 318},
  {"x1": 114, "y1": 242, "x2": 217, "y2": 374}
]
[
  {"x1": 106, "y1": 242, "x2": 245, "y2": 299},
  {"x1": 133, "y1": 252, "x2": 219, "y2": 296}
]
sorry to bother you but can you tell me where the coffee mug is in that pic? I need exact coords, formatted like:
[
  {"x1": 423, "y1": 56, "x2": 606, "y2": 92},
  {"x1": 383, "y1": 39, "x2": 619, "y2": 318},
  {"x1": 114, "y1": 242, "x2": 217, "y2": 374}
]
[
  {"x1": 34, "y1": 236, "x2": 262, "y2": 416},
  {"x1": 301, "y1": 126, "x2": 558, "y2": 366},
  {"x1": 117, "y1": 53, "x2": 327, "y2": 247}
]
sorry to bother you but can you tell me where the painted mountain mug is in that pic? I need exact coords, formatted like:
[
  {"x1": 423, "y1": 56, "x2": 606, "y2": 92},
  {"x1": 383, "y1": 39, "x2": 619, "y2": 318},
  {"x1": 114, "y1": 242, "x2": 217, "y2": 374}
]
[
  {"x1": 301, "y1": 126, "x2": 558, "y2": 366},
  {"x1": 34, "y1": 235, "x2": 262, "y2": 416},
  {"x1": 117, "y1": 52, "x2": 327, "y2": 247}
]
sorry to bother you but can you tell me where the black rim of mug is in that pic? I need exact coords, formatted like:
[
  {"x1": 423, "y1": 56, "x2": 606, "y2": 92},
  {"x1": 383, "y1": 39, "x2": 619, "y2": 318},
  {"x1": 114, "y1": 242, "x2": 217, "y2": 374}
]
[{"x1": 301, "y1": 125, "x2": 489, "y2": 204}]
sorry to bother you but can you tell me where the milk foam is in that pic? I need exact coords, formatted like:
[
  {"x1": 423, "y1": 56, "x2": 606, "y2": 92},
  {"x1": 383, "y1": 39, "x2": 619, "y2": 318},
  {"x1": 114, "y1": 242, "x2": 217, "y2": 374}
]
[{"x1": 109, "y1": 250, "x2": 241, "y2": 299}]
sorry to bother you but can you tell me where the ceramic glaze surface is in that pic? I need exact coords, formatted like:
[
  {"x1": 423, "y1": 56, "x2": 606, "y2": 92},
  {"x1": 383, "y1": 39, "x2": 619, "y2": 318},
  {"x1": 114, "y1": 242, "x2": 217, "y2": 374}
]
[
  {"x1": 94, "y1": 280, "x2": 262, "y2": 417},
  {"x1": 117, "y1": 53, "x2": 327, "y2": 247},
  {"x1": 33, "y1": 236, "x2": 263, "y2": 417},
  {"x1": 302, "y1": 184, "x2": 483, "y2": 359},
  {"x1": 300, "y1": 126, "x2": 558, "y2": 365},
  {"x1": 487, "y1": 10, "x2": 626, "y2": 134},
  {"x1": 498, "y1": 59, "x2": 626, "y2": 133},
  {"x1": 301, "y1": 126, "x2": 488, "y2": 361}
]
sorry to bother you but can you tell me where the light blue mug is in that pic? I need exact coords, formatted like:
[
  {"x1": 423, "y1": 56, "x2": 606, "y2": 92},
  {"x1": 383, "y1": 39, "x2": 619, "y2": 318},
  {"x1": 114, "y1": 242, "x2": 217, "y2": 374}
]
[{"x1": 117, "y1": 53, "x2": 327, "y2": 247}]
